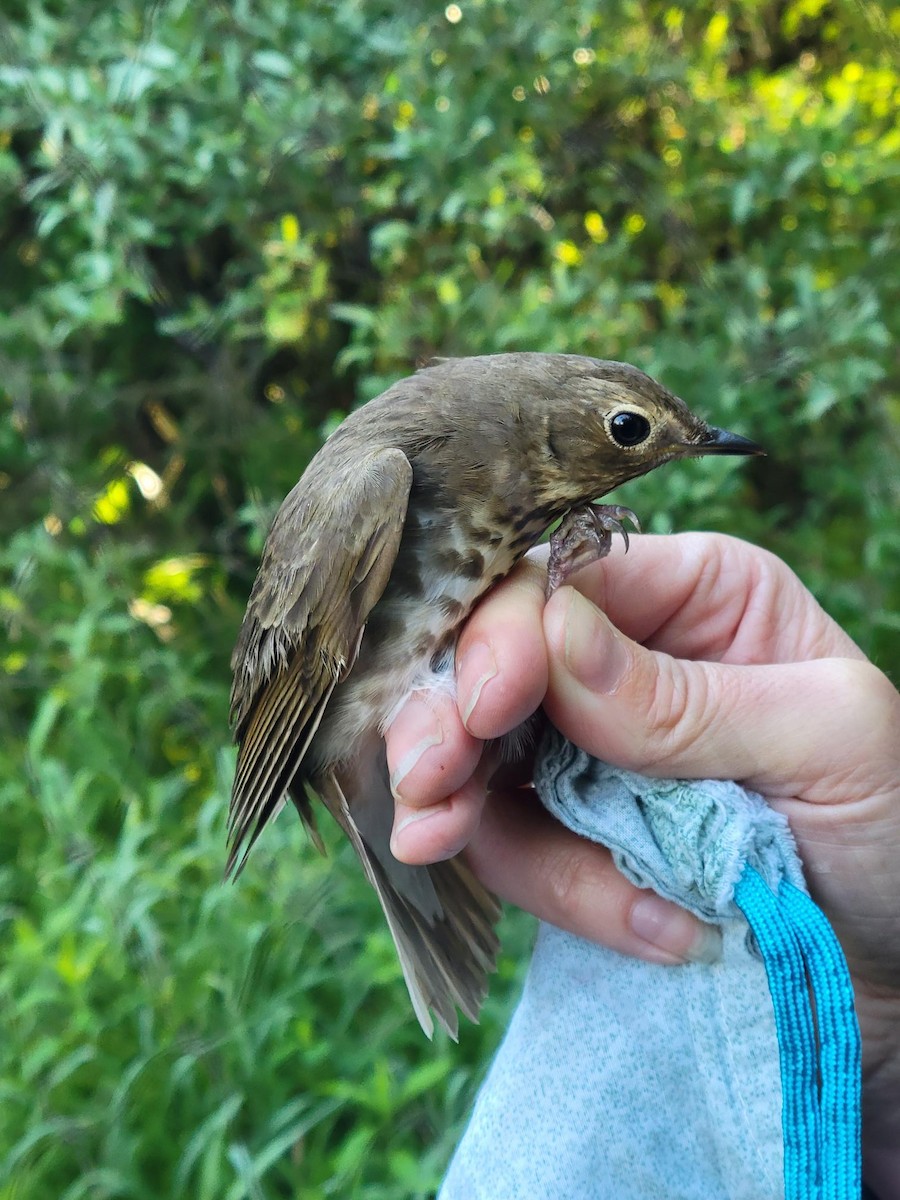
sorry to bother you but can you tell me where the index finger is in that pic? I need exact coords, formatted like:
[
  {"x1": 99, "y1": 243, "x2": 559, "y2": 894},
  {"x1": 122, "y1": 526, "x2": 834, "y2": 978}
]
[
  {"x1": 563, "y1": 532, "x2": 864, "y2": 666},
  {"x1": 455, "y1": 554, "x2": 549, "y2": 740}
]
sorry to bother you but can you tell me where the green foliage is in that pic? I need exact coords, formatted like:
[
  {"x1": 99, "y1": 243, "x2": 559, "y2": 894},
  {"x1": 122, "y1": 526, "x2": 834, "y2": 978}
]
[
  {"x1": 1, "y1": 0, "x2": 897, "y2": 1195},
  {"x1": 1, "y1": 527, "x2": 534, "y2": 1197}
]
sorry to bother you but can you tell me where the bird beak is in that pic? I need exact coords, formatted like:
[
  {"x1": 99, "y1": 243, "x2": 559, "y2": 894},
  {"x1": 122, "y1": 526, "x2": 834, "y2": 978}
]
[{"x1": 692, "y1": 426, "x2": 766, "y2": 457}]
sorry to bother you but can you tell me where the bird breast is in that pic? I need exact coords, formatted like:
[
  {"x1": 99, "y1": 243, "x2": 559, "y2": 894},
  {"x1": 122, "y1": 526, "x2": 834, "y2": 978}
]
[{"x1": 309, "y1": 514, "x2": 520, "y2": 765}]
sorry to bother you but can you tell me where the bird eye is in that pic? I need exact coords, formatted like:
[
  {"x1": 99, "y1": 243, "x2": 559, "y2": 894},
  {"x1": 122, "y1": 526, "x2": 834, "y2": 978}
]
[{"x1": 609, "y1": 411, "x2": 652, "y2": 447}]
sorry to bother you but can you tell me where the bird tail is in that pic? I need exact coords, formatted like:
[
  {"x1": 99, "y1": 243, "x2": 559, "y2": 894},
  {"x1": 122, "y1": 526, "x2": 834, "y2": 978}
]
[{"x1": 318, "y1": 767, "x2": 500, "y2": 1039}]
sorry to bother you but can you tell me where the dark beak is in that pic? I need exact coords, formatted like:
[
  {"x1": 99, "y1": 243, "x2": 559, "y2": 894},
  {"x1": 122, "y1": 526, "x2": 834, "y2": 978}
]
[{"x1": 695, "y1": 426, "x2": 765, "y2": 457}]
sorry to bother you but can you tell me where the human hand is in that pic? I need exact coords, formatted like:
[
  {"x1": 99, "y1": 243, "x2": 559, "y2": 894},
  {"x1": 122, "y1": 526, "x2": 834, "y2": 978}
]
[{"x1": 384, "y1": 532, "x2": 900, "y2": 1184}]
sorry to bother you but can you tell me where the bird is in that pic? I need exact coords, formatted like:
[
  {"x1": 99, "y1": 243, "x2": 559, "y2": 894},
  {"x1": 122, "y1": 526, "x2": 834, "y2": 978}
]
[{"x1": 227, "y1": 352, "x2": 762, "y2": 1037}]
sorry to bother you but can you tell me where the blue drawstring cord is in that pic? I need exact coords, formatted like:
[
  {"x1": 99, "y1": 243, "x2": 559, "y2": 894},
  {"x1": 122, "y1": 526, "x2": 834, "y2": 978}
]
[
  {"x1": 780, "y1": 882, "x2": 862, "y2": 1196},
  {"x1": 733, "y1": 866, "x2": 862, "y2": 1199}
]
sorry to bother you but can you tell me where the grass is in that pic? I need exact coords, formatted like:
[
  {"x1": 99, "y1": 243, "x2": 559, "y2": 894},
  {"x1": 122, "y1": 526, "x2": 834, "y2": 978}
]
[{"x1": 1, "y1": 530, "x2": 532, "y2": 1198}]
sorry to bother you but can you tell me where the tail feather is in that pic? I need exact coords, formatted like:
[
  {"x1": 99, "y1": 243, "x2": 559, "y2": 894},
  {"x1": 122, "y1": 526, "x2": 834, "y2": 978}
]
[
  {"x1": 380, "y1": 853, "x2": 500, "y2": 1037},
  {"x1": 319, "y1": 769, "x2": 500, "y2": 1039}
]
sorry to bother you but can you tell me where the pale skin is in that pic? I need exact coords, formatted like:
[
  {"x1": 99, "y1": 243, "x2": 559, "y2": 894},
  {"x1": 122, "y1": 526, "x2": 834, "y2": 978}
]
[{"x1": 383, "y1": 533, "x2": 900, "y2": 1197}]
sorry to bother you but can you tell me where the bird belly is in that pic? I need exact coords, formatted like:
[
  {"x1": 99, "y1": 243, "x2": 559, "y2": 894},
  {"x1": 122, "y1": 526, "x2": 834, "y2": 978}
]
[
  {"x1": 308, "y1": 610, "x2": 457, "y2": 770},
  {"x1": 309, "y1": 529, "x2": 514, "y2": 770}
]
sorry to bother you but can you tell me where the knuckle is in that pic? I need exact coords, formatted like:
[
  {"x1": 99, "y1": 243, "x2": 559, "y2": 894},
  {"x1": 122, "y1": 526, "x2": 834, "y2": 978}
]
[
  {"x1": 830, "y1": 658, "x2": 900, "y2": 743},
  {"x1": 542, "y1": 841, "x2": 606, "y2": 925},
  {"x1": 535, "y1": 835, "x2": 619, "y2": 926},
  {"x1": 641, "y1": 659, "x2": 715, "y2": 771}
]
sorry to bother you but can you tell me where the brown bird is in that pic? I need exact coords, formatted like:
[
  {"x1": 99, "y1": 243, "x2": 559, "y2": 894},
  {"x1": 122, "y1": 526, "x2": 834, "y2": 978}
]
[{"x1": 228, "y1": 353, "x2": 762, "y2": 1036}]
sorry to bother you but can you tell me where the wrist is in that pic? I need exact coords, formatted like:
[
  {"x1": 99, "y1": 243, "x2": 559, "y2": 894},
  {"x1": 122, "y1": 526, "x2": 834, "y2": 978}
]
[
  {"x1": 865, "y1": 1148, "x2": 900, "y2": 1200},
  {"x1": 859, "y1": 982, "x2": 900, "y2": 1196}
]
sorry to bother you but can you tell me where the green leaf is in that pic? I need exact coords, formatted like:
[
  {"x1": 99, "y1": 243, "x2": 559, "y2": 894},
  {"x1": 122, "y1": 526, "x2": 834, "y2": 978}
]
[{"x1": 251, "y1": 50, "x2": 294, "y2": 78}]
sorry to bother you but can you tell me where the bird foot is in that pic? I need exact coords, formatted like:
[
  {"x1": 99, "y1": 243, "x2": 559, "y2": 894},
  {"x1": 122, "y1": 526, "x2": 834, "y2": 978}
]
[{"x1": 546, "y1": 504, "x2": 641, "y2": 596}]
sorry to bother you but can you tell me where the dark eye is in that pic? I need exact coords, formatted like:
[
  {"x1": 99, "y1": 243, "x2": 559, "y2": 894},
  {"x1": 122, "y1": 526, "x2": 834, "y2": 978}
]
[{"x1": 610, "y1": 411, "x2": 652, "y2": 447}]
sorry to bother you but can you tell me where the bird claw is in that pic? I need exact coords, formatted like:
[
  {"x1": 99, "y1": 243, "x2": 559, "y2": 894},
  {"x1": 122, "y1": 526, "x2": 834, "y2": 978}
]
[
  {"x1": 593, "y1": 504, "x2": 642, "y2": 553},
  {"x1": 546, "y1": 504, "x2": 642, "y2": 596}
]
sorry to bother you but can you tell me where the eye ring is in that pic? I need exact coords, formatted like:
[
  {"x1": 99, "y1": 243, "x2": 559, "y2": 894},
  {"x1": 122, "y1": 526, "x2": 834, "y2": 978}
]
[{"x1": 609, "y1": 410, "x2": 652, "y2": 448}]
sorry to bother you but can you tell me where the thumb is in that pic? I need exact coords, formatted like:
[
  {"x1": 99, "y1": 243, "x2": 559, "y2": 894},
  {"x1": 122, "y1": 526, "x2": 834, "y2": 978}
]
[{"x1": 542, "y1": 586, "x2": 889, "y2": 800}]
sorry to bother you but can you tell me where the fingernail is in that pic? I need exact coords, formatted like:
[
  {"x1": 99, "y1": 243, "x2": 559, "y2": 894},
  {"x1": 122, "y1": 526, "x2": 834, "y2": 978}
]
[
  {"x1": 390, "y1": 731, "x2": 444, "y2": 798},
  {"x1": 391, "y1": 802, "x2": 452, "y2": 855},
  {"x1": 388, "y1": 696, "x2": 446, "y2": 796},
  {"x1": 563, "y1": 590, "x2": 630, "y2": 694},
  {"x1": 630, "y1": 894, "x2": 723, "y2": 965},
  {"x1": 459, "y1": 642, "x2": 498, "y2": 727}
]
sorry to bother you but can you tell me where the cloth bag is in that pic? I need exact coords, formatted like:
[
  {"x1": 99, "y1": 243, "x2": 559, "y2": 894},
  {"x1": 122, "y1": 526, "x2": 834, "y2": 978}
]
[{"x1": 440, "y1": 730, "x2": 860, "y2": 1200}]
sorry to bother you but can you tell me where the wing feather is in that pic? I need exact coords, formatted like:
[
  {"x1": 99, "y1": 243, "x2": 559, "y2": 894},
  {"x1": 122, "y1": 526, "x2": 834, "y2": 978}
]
[{"x1": 226, "y1": 446, "x2": 413, "y2": 876}]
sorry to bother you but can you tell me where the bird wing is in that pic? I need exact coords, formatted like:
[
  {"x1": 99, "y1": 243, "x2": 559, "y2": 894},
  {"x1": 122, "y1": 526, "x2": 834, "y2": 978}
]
[{"x1": 226, "y1": 446, "x2": 414, "y2": 876}]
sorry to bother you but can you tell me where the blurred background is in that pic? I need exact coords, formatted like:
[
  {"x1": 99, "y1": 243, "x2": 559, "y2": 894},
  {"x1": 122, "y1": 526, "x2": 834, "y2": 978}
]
[{"x1": 1, "y1": 1, "x2": 897, "y2": 1196}]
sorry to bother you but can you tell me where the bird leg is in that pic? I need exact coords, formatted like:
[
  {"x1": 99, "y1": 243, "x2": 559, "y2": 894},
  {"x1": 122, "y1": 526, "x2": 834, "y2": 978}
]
[{"x1": 546, "y1": 504, "x2": 641, "y2": 596}]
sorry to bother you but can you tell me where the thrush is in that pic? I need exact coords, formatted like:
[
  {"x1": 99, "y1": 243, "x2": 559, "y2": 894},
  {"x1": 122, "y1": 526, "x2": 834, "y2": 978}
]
[{"x1": 228, "y1": 353, "x2": 762, "y2": 1036}]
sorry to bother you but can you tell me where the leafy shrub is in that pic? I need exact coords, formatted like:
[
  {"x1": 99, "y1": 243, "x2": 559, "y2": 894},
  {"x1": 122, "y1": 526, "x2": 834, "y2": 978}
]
[{"x1": 1, "y1": 1, "x2": 897, "y2": 1195}]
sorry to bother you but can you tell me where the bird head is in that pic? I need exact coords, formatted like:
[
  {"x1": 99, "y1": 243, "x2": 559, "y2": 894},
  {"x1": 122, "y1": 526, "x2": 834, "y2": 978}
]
[{"x1": 534, "y1": 357, "x2": 763, "y2": 507}]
